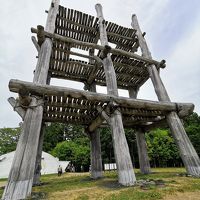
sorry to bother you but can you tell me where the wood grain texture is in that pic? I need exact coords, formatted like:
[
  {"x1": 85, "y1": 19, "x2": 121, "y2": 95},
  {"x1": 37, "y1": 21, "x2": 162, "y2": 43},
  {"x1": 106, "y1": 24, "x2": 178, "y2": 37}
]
[
  {"x1": 8, "y1": 97, "x2": 26, "y2": 120},
  {"x1": 3, "y1": 1, "x2": 60, "y2": 199},
  {"x1": 33, "y1": 124, "x2": 45, "y2": 186},
  {"x1": 131, "y1": 14, "x2": 200, "y2": 177},
  {"x1": 9, "y1": 79, "x2": 194, "y2": 115},
  {"x1": 86, "y1": 83, "x2": 103, "y2": 179},
  {"x1": 96, "y1": 3, "x2": 136, "y2": 186}
]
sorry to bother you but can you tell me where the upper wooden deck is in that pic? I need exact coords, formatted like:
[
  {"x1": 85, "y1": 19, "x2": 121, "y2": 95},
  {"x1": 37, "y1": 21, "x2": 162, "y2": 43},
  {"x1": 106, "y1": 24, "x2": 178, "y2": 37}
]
[{"x1": 47, "y1": 5, "x2": 164, "y2": 89}]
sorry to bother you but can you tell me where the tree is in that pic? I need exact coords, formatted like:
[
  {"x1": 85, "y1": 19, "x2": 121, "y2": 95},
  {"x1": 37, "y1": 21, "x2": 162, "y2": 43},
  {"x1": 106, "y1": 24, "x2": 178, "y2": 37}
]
[
  {"x1": 183, "y1": 112, "x2": 200, "y2": 156},
  {"x1": 43, "y1": 123, "x2": 85, "y2": 153},
  {"x1": 0, "y1": 127, "x2": 21, "y2": 155},
  {"x1": 51, "y1": 140, "x2": 90, "y2": 171},
  {"x1": 146, "y1": 129, "x2": 181, "y2": 167},
  {"x1": 43, "y1": 123, "x2": 65, "y2": 152}
]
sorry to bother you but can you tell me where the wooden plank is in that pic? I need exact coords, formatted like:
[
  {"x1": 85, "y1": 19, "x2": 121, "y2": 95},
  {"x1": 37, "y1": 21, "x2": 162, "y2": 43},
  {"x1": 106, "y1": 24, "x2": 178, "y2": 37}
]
[{"x1": 131, "y1": 14, "x2": 200, "y2": 177}]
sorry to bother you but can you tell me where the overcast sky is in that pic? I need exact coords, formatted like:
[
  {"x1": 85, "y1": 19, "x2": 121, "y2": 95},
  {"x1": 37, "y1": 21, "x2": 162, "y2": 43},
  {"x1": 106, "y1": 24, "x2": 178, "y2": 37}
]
[{"x1": 0, "y1": 0, "x2": 199, "y2": 128}]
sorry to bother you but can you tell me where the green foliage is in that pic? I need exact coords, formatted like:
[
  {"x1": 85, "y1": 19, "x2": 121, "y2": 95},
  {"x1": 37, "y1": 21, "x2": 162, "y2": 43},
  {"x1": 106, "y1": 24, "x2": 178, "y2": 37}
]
[
  {"x1": 43, "y1": 123, "x2": 85, "y2": 153},
  {"x1": 183, "y1": 112, "x2": 200, "y2": 156},
  {"x1": 0, "y1": 127, "x2": 20, "y2": 155},
  {"x1": 43, "y1": 123, "x2": 65, "y2": 152},
  {"x1": 146, "y1": 129, "x2": 180, "y2": 167},
  {"x1": 51, "y1": 140, "x2": 90, "y2": 171},
  {"x1": 100, "y1": 128, "x2": 115, "y2": 164}
]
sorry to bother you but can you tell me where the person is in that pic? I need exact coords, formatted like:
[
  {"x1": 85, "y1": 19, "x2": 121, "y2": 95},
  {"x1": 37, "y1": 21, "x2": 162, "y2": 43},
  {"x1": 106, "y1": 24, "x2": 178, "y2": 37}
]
[
  {"x1": 66, "y1": 162, "x2": 71, "y2": 172},
  {"x1": 71, "y1": 164, "x2": 75, "y2": 172},
  {"x1": 57, "y1": 165, "x2": 63, "y2": 176}
]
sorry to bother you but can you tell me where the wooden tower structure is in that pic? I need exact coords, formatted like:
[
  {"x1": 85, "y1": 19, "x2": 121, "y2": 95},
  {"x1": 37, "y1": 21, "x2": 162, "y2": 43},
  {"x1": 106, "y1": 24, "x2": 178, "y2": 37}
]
[{"x1": 3, "y1": 0, "x2": 200, "y2": 199}]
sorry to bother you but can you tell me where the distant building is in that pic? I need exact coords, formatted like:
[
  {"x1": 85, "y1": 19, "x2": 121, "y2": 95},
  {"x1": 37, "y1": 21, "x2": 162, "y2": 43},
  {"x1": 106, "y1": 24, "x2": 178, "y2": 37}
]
[{"x1": 0, "y1": 151, "x2": 69, "y2": 178}]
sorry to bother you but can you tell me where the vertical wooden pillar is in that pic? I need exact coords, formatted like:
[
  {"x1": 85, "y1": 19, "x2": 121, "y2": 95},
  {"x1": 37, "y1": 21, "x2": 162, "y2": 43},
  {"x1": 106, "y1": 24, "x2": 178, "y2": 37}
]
[
  {"x1": 33, "y1": 71, "x2": 51, "y2": 186},
  {"x1": 131, "y1": 14, "x2": 200, "y2": 176},
  {"x1": 128, "y1": 89, "x2": 151, "y2": 174},
  {"x1": 3, "y1": 1, "x2": 60, "y2": 199},
  {"x1": 86, "y1": 83, "x2": 103, "y2": 179},
  {"x1": 89, "y1": 129, "x2": 103, "y2": 179},
  {"x1": 33, "y1": 124, "x2": 45, "y2": 186},
  {"x1": 95, "y1": 4, "x2": 136, "y2": 186},
  {"x1": 135, "y1": 128, "x2": 151, "y2": 174}
]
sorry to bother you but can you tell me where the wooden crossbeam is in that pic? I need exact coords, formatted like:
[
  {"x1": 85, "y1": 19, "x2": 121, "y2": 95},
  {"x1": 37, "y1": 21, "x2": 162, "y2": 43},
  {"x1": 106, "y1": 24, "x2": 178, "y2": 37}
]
[
  {"x1": 9, "y1": 79, "x2": 194, "y2": 115},
  {"x1": 31, "y1": 27, "x2": 165, "y2": 67}
]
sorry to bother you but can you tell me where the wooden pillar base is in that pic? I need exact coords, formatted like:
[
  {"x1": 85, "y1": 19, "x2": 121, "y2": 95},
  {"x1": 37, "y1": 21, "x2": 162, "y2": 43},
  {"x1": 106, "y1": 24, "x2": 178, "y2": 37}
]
[
  {"x1": 89, "y1": 130, "x2": 103, "y2": 179},
  {"x1": 167, "y1": 112, "x2": 200, "y2": 177},
  {"x1": 111, "y1": 110, "x2": 136, "y2": 186},
  {"x1": 3, "y1": 98, "x2": 43, "y2": 200},
  {"x1": 136, "y1": 129, "x2": 151, "y2": 174}
]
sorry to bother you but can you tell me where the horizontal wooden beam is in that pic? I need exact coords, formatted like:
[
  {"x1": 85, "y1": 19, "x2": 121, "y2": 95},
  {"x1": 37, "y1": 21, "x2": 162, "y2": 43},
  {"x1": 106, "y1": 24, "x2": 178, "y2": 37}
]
[
  {"x1": 9, "y1": 79, "x2": 194, "y2": 116},
  {"x1": 31, "y1": 27, "x2": 165, "y2": 67}
]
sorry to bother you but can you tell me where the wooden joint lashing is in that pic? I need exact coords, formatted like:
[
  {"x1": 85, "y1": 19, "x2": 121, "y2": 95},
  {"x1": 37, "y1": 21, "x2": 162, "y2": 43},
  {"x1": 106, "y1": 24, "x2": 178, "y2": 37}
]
[
  {"x1": 17, "y1": 89, "x2": 44, "y2": 110},
  {"x1": 100, "y1": 45, "x2": 111, "y2": 59},
  {"x1": 45, "y1": 10, "x2": 48, "y2": 13},
  {"x1": 142, "y1": 32, "x2": 146, "y2": 37},
  {"x1": 51, "y1": 2, "x2": 54, "y2": 8},
  {"x1": 36, "y1": 25, "x2": 45, "y2": 46},
  {"x1": 96, "y1": 105, "x2": 111, "y2": 124},
  {"x1": 108, "y1": 100, "x2": 120, "y2": 114},
  {"x1": 18, "y1": 89, "x2": 32, "y2": 108},
  {"x1": 83, "y1": 82, "x2": 91, "y2": 91}
]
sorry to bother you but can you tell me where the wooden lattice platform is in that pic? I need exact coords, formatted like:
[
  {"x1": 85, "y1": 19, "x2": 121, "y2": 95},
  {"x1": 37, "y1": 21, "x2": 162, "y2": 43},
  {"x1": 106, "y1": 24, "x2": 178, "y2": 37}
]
[
  {"x1": 45, "y1": 5, "x2": 165, "y2": 89},
  {"x1": 9, "y1": 79, "x2": 194, "y2": 129}
]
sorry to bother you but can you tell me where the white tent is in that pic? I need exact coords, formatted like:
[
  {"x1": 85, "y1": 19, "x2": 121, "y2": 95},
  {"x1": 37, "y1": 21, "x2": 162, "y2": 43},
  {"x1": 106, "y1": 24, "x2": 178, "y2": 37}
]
[{"x1": 0, "y1": 151, "x2": 69, "y2": 178}]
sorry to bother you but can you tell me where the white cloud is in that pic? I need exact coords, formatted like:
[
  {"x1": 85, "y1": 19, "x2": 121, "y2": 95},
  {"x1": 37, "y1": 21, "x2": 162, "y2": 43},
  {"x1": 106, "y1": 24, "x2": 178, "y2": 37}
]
[{"x1": 161, "y1": 14, "x2": 200, "y2": 113}]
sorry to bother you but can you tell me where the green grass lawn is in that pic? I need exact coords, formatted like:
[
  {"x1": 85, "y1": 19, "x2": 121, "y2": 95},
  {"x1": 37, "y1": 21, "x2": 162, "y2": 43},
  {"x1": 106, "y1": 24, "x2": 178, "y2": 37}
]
[{"x1": 1, "y1": 168, "x2": 200, "y2": 199}]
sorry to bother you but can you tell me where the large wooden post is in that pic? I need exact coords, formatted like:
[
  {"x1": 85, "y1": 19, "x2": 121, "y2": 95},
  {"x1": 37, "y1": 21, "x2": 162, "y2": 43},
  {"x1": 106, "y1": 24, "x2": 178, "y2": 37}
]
[
  {"x1": 33, "y1": 124, "x2": 45, "y2": 186},
  {"x1": 86, "y1": 82, "x2": 103, "y2": 179},
  {"x1": 95, "y1": 4, "x2": 136, "y2": 186},
  {"x1": 131, "y1": 14, "x2": 200, "y2": 176},
  {"x1": 33, "y1": 71, "x2": 51, "y2": 186},
  {"x1": 3, "y1": 1, "x2": 60, "y2": 199},
  {"x1": 89, "y1": 129, "x2": 103, "y2": 179},
  {"x1": 128, "y1": 89, "x2": 151, "y2": 174}
]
